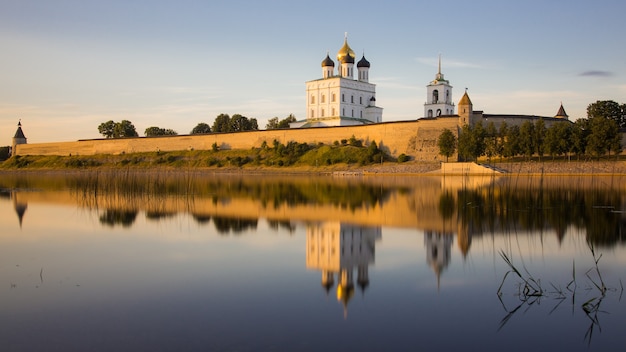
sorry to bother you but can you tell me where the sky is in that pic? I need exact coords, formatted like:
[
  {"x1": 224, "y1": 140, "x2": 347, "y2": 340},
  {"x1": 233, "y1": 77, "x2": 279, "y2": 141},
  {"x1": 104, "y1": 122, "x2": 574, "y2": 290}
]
[{"x1": 1, "y1": 0, "x2": 625, "y2": 143}]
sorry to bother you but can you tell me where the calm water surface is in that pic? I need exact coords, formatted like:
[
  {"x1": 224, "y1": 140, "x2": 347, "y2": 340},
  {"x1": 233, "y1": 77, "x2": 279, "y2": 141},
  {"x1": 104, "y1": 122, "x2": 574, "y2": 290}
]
[{"x1": 0, "y1": 172, "x2": 624, "y2": 351}]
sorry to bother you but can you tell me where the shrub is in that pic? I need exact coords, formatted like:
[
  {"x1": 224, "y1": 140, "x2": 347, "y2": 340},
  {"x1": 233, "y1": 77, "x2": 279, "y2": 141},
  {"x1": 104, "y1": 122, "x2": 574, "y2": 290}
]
[{"x1": 397, "y1": 154, "x2": 410, "y2": 163}]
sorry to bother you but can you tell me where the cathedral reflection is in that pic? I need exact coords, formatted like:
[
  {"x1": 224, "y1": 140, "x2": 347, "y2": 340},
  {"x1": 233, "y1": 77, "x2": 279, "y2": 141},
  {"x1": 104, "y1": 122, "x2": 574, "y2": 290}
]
[
  {"x1": 425, "y1": 230, "x2": 454, "y2": 290},
  {"x1": 305, "y1": 222, "x2": 381, "y2": 317}
]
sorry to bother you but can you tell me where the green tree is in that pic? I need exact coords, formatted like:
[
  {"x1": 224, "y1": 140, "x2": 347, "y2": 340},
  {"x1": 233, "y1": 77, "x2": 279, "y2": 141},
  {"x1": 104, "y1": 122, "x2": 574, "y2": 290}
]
[
  {"x1": 519, "y1": 121, "x2": 535, "y2": 159},
  {"x1": 266, "y1": 117, "x2": 280, "y2": 130},
  {"x1": 145, "y1": 127, "x2": 177, "y2": 136},
  {"x1": 571, "y1": 118, "x2": 590, "y2": 158},
  {"x1": 191, "y1": 122, "x2": 211, "y2": 134},
  {"x1": 437, "y1": 128, "x2": 457, "y2": 162},
  {"x1": 114, "y1": 120, "x2": 139, "y2": 138},
  {"x1": 554, "y1": 123, "x2": 572, "y2": 158},
  {"x1": 534, "y1": 118, "x2": 546, "y2": 160},
  {"x1": 484, "y1": 122, "x2": 497, "y2": 162},
  {"x1": 497, "y1": 121, "x2": 509, "y2": 159},
  {"x1": 98, "y1": 120, "x2": 138, "y2": 138},
  {"x1": 98, "y1": 120, "x2": 116, "y2": 138},
  {"x1": 470, "y1": 121, "x2": 486, "y2": 160},
  {"x1": 0, "y1": 146, "x2": 9, "y2": 161},
  {"x1": 587, "y1": 100, "x2": 625, "y2": 128},
  {"x1": 249, "y1": 118, "x2": 259, "y2": 131},
  {"x1": 503, "y1": 125, "x2": 521, "y2": 158},
  {"x1": 266, "y1": 114, "x2": 296, "y2": 130},
  {"x1": 457, "y1": 124, "x2": 473, "y2": 161},
  {"x1": 587, "y1": 116, "x2": 621, "y2": 158},
  {"x1": 212, "y1": 113, "x2": 231, "y2": 133},
  {"x1": 231, "y1": 114, "x2": 249, "y2": 132}
]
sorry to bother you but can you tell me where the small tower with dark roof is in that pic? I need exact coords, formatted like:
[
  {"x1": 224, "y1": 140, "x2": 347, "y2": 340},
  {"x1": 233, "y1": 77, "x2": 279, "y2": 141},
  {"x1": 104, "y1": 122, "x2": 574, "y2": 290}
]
[
  {"x1": 555, "y1": 103, "x2": 569, "y2": 120},
  {"x1": 458, "y1": 89, "x2": 473, "y2": 125},
  {"x1": 11, "y1": 120, "x2": 27, "y2": 156},
  {"x1": 357, "y1": 54, "x2": 370, "y2": 82},
  {"x1": 321, "y1": 53, "x2": 335, "y2": 79}
]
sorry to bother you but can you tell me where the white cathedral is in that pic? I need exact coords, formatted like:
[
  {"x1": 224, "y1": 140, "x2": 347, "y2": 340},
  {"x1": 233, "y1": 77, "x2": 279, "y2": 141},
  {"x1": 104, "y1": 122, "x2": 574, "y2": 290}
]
[{"x1": 290, "y1": 35, "x2": 383, "y2": 128}]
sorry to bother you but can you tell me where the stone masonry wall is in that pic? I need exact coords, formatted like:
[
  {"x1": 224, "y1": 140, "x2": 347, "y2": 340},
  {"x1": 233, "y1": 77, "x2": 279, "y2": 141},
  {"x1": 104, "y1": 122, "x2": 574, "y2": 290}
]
[{"x1": 15, "y1": 118, "x2": 461, "y2": 161}]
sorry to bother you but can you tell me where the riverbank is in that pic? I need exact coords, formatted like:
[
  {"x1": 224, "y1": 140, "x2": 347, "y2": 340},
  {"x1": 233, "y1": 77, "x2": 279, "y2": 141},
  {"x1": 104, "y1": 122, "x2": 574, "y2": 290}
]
[{"x1": 3, "y1": 159, "x2": 626, "y2": 176}]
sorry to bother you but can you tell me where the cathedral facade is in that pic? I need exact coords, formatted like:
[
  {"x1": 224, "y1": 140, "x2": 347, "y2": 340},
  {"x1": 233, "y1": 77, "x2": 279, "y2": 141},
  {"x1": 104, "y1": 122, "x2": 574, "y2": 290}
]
[{"x1": 291, "y1": 36, "x2": 383, "y2": 128}]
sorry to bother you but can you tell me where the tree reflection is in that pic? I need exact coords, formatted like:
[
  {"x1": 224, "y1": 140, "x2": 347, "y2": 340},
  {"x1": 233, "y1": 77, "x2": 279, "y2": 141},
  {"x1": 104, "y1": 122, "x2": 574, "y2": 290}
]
[
  {"x1": 99, "y1": 209, "x2": 138, "y2": 228},
  {"x1": 447, "y1": 186, "x2": 626, "y2": 247},
  {"x1": 213, "y1": 216, "x2": 258, "y2": 235}
]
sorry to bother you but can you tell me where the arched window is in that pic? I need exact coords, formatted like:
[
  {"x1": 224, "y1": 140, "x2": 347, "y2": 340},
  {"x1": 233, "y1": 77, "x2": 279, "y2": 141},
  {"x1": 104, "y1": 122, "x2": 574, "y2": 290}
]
[
  {"x1": 332, "y1": 93, "x2": 336, "y2": 102},
  {"x1": 433, "y1": 90, "x2": 439, "y2": 103},
  {"x1": 359, "y1": 97, "x2": 362, "y2": 104},
  {"x1": 437, "y1": 109, "x2": 442, "y2": 116},
  {"x1": 351, "y1": 95, "x2": 354, "y2": 103},
  {"x1": 311, "y1": 109, "x2": 315, "y2": 118},
  {"x1": 321, "y1": 94, "x2": 325, "y2": 103},
  {"x1": 321, "y1": 109, "x2": 325, "y2": 117},
  {"x1": 311, "y1": 95, "x2": 315, "y2": 104},
  {"x1": 428, "y1": 109, "x2": 433, "y2": 117},
  {"x1": 445, "y1": 90, "x2": 450, "y2": 103}
]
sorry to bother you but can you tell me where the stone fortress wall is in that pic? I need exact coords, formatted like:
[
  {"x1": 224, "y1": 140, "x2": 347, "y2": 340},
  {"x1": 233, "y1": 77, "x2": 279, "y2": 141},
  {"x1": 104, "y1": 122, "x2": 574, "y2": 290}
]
[{"x1": 14, "y1": 117, "x2": 461, "y2": 161}]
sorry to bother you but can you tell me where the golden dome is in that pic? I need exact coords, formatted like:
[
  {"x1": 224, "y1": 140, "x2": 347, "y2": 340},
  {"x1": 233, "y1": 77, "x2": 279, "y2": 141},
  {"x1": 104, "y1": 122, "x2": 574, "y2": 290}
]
[{"x1": 336, "y1": 37, "x2": 356, "y2": 64}]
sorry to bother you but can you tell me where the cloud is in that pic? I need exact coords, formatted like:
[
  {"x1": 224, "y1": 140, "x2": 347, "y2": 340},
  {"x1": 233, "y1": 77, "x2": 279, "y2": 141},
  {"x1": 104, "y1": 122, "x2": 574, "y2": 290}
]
[{"x1": 579, "y1": 70, "x2": 614, "y2": 77}]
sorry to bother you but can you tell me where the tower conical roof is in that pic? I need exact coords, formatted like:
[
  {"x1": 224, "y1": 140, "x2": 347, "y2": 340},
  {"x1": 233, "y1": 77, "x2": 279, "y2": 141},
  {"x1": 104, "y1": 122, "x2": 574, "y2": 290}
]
[
  {"x1": 458, "y1": 91, "x2": 472, "y2": 106},
  {"x1": 555, "y1": 103, "x2": 568, "y2": 118},
  {"x1": 13, "y1": 121, "x2": 26, "y2": 139}
]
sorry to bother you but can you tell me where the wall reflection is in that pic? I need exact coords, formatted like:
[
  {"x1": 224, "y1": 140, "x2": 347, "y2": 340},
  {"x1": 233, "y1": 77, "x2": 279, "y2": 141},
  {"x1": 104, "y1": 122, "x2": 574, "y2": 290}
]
[{"x1": 2, "y1": 172, "x2": 626, "y2": 248}]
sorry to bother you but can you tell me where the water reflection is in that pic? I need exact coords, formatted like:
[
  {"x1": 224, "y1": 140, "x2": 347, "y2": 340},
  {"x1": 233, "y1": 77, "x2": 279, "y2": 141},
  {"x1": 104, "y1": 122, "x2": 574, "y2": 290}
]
[
  {"x1": 1, "y1": 172, "x2": 625, "y2": 350},
  {"x1": 305, "y1": 222, "x2": 381, "y2": 317},
  {"x1": 2, "y1": 172, "x2": 626, "y2": 247}
]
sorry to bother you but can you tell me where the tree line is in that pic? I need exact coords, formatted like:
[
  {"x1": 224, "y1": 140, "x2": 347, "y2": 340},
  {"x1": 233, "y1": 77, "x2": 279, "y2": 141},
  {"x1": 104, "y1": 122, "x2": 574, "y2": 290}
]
[
  {"x1": 438, "y1": 100, "x2": 625, "y2": 161},
  {"x1": 98, "y1": 113, "x2": 298, "y2": 138}
]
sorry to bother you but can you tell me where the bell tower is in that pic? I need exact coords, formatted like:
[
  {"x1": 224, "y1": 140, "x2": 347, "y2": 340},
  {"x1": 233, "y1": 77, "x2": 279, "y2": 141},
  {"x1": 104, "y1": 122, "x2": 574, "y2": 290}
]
[{"x1": 424, "y1": 55, "x2": 455, "y2": 118}]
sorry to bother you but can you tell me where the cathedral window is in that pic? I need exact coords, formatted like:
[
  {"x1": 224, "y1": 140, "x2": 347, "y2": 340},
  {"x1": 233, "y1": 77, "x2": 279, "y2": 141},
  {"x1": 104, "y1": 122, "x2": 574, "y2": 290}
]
[
  {"x1": 446, "y1": 90, "x2": 450, "y2": 103},
  {"x1": 351, "y1": 109, "x2": 354, "y2": 117},
  {"x1": 332, "y1": 108, "x2": 335, "y2": 116},
  {"x1": 342, "y1": 94, "x2": 345, "y2": 102},
  {"x1": 311, "y1": 95, "x2": 315, "y2": 104},
  {"x1": 321, "y1": 94, "x2": 325, "y2": 103},
  {"x1": 359, "y1": 96, "x2": 362, "y2": 104},
  {"x1": 428, "y1": 109, "x2": 433, "y2": 117},
  {"x1": 433, "y1": 90, "x2": 439, "y2": 103},
  {"x1": 321, "y1": 109, "x2": 325, "y2": 117},
  {"x1": 311, "y1": 109, "x2": 314, "y2": 118},
  {"x1": 332, "y1": 93, "x2": 336, "y2": 102},
  {"x1": 351, "y1": 95, "x2": 354, "y2": 103}
]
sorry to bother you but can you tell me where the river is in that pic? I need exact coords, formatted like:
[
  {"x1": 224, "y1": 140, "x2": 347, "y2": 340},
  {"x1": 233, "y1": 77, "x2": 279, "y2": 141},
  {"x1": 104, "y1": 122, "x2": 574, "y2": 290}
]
[{"x1": 1, "y1": 171, "x2": 624, "y2": 351}]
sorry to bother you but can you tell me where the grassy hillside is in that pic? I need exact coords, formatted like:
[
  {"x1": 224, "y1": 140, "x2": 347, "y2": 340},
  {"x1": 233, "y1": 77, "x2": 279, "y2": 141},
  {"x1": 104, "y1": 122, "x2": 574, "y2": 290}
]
[{"x1": 0, "y1": 139, "x2": 398, "y2": 171}]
